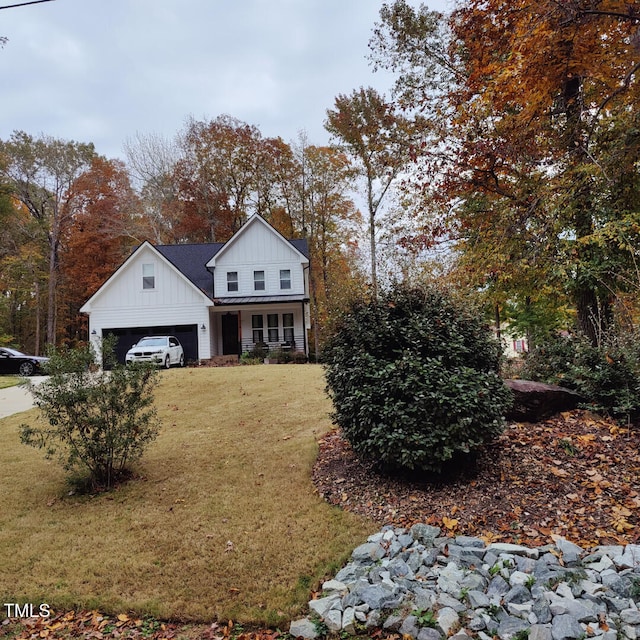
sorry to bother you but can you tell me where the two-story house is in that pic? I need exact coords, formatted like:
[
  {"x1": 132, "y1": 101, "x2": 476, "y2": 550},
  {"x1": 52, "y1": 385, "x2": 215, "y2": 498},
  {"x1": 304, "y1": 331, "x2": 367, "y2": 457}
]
[{"x1": 80, "y1": 214, "x2": 310, "y2": 364}]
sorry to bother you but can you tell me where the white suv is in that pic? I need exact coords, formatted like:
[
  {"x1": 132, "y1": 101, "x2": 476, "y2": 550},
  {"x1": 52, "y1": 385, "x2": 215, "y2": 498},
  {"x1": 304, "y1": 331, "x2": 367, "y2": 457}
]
[{"x1": 125, "y1": 336, "x2": 185, "y2": 368}]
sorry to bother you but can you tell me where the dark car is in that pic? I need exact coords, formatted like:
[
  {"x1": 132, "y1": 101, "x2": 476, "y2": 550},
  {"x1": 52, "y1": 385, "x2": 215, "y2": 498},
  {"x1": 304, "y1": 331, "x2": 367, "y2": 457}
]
[{"x1": 0, "y1": 347, "x2": 49, "y2": 376}]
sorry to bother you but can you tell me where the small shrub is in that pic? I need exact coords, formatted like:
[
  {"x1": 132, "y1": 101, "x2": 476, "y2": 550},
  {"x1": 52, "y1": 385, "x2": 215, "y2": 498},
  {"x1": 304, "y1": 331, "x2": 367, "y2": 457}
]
[
  {"x1": 522, "y1": 330, "x2": 640, "y2": 424},
  {"x1": 20, "y1": 338, "x2": 160, "y2": 489},
  {"x1": 323, "y1": 285, "x2": 512, "y2": 475}
]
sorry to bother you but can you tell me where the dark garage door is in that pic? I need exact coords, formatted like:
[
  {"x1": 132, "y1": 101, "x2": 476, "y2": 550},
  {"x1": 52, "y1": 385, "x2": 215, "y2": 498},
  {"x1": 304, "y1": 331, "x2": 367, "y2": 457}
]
[{"x1": 104, "y1": 325, "x2": 199, "y2": 365}]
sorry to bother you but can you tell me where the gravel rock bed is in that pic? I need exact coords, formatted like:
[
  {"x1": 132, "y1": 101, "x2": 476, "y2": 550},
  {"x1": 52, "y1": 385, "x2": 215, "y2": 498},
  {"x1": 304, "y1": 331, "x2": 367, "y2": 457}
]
[{"x1": 290, "y1": 524, "x2": 640, "y2": 640}]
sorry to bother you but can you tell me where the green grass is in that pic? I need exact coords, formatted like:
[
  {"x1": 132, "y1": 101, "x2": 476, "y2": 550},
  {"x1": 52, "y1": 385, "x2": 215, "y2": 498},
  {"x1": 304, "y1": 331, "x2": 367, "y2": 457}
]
[
  {"x1": 0, "y1": 365, "x2": 373, "y2": 625},
  {"x1": 0, "y1": 375, "x2": 21, "y2": 389}
]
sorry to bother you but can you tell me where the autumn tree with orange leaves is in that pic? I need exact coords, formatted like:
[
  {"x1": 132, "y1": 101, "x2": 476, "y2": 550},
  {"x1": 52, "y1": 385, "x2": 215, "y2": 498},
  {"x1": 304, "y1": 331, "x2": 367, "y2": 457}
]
[
  {"x1": 58, "y1": 158, "x2": 143, "y2": 344},
  {"x1": 371, "y1": 0, "x2": 640, "y2": 343}
]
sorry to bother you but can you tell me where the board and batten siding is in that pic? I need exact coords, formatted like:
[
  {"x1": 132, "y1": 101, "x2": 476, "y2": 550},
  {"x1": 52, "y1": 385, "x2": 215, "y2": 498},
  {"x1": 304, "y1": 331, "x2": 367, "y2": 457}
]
[
  {"x1": 85, "y1": 246, "x2": 212, "y2": 359},
  {"x1": 211, "y1": 219, "x2": 307, "y2": 298}
]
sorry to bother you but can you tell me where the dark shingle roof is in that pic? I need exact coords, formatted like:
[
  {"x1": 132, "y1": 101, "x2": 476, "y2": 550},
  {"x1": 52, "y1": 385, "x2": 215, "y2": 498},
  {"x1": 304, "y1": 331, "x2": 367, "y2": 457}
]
[
  {"x1": 155, "y1": 237, "x2": 309, "y2": 299},
  {"x1": 155, "y1": 243, "x2": 223, "y2": 298}
]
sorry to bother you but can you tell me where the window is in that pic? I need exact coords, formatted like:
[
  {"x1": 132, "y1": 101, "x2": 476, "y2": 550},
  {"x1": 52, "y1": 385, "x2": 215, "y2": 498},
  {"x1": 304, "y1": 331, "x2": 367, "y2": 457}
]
[
  {"x1": 142, "y1": 263, "x2": 155, "y2": 289},
  {"x1": 254, "y1": 270, "x2": 265, "y2": 291},
  {"x1": 280, "y1": 269, "x2": 291, "y2": 290},
  {"x1": 267, "y1": 314, "x2": 279, "y2": 342},
  {"x1": 252, "y1": 315, "x2": 264, "y2": 344},
  {"x1": 513, "y1": 339, "x2": 527, "y2": 354},
  {"x1": 283, "y1": 313, "x2": 294, "y2": 344},
  {"x1": 227, "y1": 271, "x2": 238, "y2": 292}
]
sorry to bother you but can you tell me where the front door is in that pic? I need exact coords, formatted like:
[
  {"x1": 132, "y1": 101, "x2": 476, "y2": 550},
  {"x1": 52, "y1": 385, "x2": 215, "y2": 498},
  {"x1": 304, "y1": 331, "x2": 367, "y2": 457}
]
[{"x1": 221, "y1": 314, "x2": 239, "y2": 355}]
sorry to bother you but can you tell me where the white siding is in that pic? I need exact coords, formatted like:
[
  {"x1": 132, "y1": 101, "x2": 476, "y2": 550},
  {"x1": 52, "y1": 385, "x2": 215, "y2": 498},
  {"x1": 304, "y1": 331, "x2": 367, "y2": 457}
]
[
  {"x1": 86, "y1": 247, "x2": 213, "y2": 359},
  {"x1": 211, "y1": 218, "x2": 307, "y2": 298}
]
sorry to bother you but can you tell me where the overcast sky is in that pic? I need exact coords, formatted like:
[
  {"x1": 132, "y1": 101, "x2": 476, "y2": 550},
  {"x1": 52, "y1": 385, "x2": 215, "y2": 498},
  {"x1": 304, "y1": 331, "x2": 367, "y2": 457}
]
[{"x1": 1, "y1": 0, "x2": 450, "y2": 161}]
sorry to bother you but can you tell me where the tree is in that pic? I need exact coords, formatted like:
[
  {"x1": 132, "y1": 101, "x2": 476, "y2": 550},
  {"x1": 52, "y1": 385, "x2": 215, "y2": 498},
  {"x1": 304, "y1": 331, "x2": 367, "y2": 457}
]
[
  {"x1": 369, "y1": 0, "x2": 640, "y2": 342},
  {"x1": 0, "y1": 132, "x2": 96, "y2": 346},
  {"x1": 173, "y1": 115, "x2": 276, "y2": 242},
  {"x1": 59, "y1": 157, "x2": 142, "y2": 344},
  {"x1": 124, "y1": 131, "x2": 181, "y2": 244},
  {"x1": 325, "y1": 87, "x2": 417, "y2": 298}
]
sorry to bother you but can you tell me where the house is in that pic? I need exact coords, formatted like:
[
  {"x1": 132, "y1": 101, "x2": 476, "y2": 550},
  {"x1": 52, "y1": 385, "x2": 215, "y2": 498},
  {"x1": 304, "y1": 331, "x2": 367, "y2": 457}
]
[{"x1": 80, "y1": 214, "x2": 310, "y2": 364}]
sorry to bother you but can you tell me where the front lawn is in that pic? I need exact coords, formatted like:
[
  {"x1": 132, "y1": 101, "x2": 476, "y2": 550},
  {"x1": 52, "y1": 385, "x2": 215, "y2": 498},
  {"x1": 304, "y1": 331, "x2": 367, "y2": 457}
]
[
  {"x1": 0, "y1": 365, "x2": 373, "y2": 625},
  {"x1": 0, "y1": 375, "x2": 21, "y2": 389}
]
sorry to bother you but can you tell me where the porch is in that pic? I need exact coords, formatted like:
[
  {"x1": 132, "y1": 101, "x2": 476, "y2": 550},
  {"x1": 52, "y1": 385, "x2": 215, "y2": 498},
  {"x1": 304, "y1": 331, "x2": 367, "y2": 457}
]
[{"x1": 209, "y1": 299, "x2": 309, "y2": 358}]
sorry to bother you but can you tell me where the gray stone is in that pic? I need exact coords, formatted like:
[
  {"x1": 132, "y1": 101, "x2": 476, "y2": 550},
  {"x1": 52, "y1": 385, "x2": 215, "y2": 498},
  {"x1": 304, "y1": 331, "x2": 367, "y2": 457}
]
[
  {"x1": 615, "y1": 545, "x2": 640, "y2": 569},
  {"x1": 324, "y1": 609, "x2": 342, "y2": 632},
  {"x1": 456, "y1": 535, "x2": 486, "y2": 548},
  {"x1": 532, "y1": 598, "x2": 553, "y2": 624},
  {"x1": 383, "y1": 614, "x2": 403, "y2": 631},
  {"x1": 356, "y1": 584, "x2": 396, "y2": 609},
  {"x1": 413, "y1": 587, "x2": 437, "y2": 610},
  {"x1": 322, "y1": 579, "x2": 348, "y2": 593},
  {"x1": 436, "y1": 592, "x2": 467, "y2": 612},
  {"x1": 398, "y1": 534, "x2": 415, "y2": 548},
  {"x1": 352, "y1": 542, "x2": 386, "y2": 563},
  {"x1": 601, "y1": 572, "x2": 632, "y2": 597},
  {"x1": 497, "y1": 615, "x2": 529, "y2": 639},
  {"x1": 551, "y1": 614, "x2": 584, "y2": 640},
  {"x1": 467, "y1": 589, "x2": 490, "y2": 608},
  {"x1": 529, "y1": 624, "x2": 553, "y2": 640},
  {"x1": 554, "y1": 538, "x2": 584, "y2": 565},
  {"x1": 388, "y1": 558, "x2": 414, "y2": 579},
  {"x1": 468, "y1": 616, "x2": 487, "y2": 631},
  {"x1": 308, "y1": 594, "x2": 341, "y2": 618},
  {"x1": 488, "y1": 542, "x2": 540, "y2": 559},
  {"x1": 341, "y1": 607, "x2": 356, "y2": 634},
  {"x1": 417, "y1": 628, "x2": 443, "y2": 640},
  {"x1": 411, "y1": 524, "x2": 442, "y2": 546},
  {"x1": 437, "y1": 562, "x2": 465, "y2": 597},
  {"x1": 436, "y1": 607, "x2": 459, "y2": 636},
  {"x1": 400, "y1": 615, "x2": 421, "y2": 639},
  {"x1": 622, "y1": 609, "x2": 640, "y2": 625},
  {"x1": 460, "y1": 572, "x2": 488, "y2": 592},
  {"x1": 290, "y1": 618, "x2": 319, "y2": 639},
  {"x1": 504, "y1": 585, "x2": 532, "y2": 604},
  {"x1": 365, "y1": 609, "x2": 381, "y2": 629},
  {"x1": 487, "y1": 575, "x2": 511, "y2": 597}
]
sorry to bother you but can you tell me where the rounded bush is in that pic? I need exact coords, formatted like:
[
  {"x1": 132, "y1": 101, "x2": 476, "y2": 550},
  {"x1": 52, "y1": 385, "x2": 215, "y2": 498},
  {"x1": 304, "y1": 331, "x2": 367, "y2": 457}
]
[{"x1": 323, "y1": 285, "x2": 512, "y2": 474}]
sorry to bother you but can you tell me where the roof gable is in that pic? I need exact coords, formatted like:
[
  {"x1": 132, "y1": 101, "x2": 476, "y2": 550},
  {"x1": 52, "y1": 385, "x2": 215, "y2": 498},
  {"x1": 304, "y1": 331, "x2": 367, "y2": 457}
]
[
  {"x1": 79, "y1": 241, "x2": 215, "y2": 312},
  {"x1": 207, "y1": 214, "x2": 309, "y2": 267}
]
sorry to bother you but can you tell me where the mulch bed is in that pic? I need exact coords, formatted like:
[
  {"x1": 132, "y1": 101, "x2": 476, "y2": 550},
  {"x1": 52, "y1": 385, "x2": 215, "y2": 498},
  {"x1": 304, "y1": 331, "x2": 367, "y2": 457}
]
[{"x1": 312, "y1": 410, "x2": 640, "y2": 548}]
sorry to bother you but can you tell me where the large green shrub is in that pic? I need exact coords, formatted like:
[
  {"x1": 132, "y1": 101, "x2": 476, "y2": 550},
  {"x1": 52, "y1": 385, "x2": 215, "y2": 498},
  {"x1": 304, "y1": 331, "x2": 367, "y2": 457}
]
[
  {"x1": 323, "y1": 285, "x2": 512, "y2": 475},
  {"x1": 20, "y1": 339, "x2": 161, "y2": 489},
  {"x1": 522, "y1": 331, "x2": 640, "y2": 425}
]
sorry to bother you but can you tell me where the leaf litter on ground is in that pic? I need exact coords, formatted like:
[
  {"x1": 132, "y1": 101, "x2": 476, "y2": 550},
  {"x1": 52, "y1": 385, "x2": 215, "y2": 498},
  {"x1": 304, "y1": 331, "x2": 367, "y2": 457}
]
[{"x1": 312, "y1": 409, "x2": 640, "y2": 549}]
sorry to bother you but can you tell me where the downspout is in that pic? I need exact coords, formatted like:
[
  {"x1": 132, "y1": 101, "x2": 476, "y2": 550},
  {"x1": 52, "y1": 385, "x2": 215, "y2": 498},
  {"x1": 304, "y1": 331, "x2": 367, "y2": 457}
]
[
  {"x1": 303, "y1": 263, "x2": 310, "y2": 358},
  {"x1": 301, "y1": 300, "x2": 307, "y2": 357}
]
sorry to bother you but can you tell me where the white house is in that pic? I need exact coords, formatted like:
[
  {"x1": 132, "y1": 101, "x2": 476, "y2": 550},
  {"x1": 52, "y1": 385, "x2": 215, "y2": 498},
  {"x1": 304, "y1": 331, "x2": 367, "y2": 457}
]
[{"x1": 80, "y1": 214, "x2": 311, "y2": 363}]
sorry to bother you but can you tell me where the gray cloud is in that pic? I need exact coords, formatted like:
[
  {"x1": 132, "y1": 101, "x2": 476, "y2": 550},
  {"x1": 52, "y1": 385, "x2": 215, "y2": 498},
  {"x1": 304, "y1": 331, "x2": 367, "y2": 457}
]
[{"x1": 1, "y1": 0, "x2": 450, "y2": 159}]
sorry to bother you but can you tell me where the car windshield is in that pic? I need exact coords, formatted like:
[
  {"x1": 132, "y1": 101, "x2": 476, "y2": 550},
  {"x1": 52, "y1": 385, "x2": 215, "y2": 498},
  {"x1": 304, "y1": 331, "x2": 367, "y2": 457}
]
[
  {"x1": 135, "y1": 338, "x2": 168, "y2": 347},
  {"x1": 2, "y1": 348, "x2": 25, "y2": 356}
]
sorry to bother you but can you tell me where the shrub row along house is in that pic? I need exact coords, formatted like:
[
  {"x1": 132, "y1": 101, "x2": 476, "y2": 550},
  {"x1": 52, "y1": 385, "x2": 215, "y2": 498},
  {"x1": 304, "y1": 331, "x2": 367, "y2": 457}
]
[{"x1": 81, "y1": 214, "x2": 311, "y2": 364}]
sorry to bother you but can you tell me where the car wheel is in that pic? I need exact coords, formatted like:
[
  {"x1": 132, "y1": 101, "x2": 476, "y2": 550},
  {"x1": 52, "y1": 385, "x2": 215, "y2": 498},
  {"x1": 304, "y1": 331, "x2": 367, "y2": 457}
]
[
  {"x1": 179, "y1": 353, "x2": 185, "y2": 368},
  {"x1": 19, "y1": 361, "x2": 35, "y2": 376},
  {"x1": 164, "y1": 355, "x2": 171, "y2": 369}
]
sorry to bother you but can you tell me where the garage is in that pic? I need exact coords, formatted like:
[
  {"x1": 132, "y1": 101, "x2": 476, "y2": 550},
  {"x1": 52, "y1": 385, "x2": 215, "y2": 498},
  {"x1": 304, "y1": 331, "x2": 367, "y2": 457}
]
[{"x1": 104, "y1": 324, "x2": 199, "y2": 365}]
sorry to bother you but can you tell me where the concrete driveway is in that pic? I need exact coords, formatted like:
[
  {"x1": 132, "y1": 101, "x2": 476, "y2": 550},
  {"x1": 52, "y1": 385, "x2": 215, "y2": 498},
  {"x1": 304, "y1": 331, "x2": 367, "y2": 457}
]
[{"x1": 0, "y1": 378, "x2": 47, "y2": 419}]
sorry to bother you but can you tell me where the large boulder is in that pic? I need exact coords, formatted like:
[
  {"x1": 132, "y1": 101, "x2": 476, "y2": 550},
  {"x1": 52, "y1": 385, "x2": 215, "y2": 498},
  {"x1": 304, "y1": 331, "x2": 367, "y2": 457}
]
[{"x1": 505, "y1": 379, "x2": 583, "y2": 422}]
